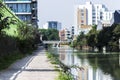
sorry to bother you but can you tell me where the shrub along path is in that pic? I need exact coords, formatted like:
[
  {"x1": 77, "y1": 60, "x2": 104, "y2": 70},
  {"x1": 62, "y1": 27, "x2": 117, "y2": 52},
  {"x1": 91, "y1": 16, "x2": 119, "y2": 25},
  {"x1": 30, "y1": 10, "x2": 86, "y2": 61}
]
[{"x1": 0, "y1": 46, "x2": 58, "y2": 80}]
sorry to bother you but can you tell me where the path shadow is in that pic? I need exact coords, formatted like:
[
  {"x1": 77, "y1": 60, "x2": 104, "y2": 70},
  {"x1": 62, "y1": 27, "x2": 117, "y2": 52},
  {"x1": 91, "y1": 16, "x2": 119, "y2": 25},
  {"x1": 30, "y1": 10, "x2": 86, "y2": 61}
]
[{"x1": 0, "y1": 46, "x2": 44, "y2": 80}]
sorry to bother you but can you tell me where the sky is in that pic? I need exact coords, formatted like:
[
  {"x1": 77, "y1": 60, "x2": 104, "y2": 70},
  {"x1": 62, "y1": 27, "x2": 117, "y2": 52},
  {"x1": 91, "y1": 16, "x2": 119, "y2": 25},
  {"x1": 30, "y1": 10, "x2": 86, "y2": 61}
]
[{"x1": 38, "y1": 0, "x2": 120, "y2": 29}]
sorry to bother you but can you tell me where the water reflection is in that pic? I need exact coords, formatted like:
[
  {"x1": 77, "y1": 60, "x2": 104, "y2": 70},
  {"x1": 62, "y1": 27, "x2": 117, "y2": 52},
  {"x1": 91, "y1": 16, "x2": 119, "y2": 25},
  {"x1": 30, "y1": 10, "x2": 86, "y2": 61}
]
[
  {"x1": 50, "y1": 46, "x2": 120, "y2": 80},
  {"x1": 119, "y1": 54, "x2": 120, "y2": 66}
]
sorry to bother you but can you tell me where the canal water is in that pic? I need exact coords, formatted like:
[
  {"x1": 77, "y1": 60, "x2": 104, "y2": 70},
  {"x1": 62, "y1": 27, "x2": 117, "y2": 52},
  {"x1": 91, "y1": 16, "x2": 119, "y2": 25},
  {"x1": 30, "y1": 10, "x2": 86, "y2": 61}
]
[{"x1": 48, "y1": 46, "x2": 120, "y2": 80}]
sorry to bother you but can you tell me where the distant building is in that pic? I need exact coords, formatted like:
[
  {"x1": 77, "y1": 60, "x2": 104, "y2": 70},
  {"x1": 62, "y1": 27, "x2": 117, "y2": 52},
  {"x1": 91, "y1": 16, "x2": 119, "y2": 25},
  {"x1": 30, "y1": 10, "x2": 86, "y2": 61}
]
[
  {"x1": 74, "y1": 1, "x2": 113, "y2": 35},
  {"x1": 111, "y1": 10, "x2": 120, "y2": 25},
  {"x1": 71, "y1": 26, "x2": 74, "y2": 39},
  {"x1": 43, "y1": 21, "x2": 61, "y2": 31},
  {"x1": 4, "y1": 0, "x2": 38, "y2": 27},
  {"x1": 97, "y1": 20, "x2": 111, "y2": 30},
  {"x1": 65, "y1": 29, "x2": 71, "y2": 41},
  {"x1": 59, "y1": 29, "x2": 65, "y2": 41},
  {"x1": 59, "y1": 28, "x2": 71, "y2": 41}
]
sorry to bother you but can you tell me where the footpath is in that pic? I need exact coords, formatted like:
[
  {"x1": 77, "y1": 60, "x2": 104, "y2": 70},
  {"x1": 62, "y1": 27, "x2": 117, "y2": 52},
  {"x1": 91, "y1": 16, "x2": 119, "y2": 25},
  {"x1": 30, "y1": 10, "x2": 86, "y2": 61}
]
[{"x1": 0, "y1": 46, "x2": 58, "y2": 80}]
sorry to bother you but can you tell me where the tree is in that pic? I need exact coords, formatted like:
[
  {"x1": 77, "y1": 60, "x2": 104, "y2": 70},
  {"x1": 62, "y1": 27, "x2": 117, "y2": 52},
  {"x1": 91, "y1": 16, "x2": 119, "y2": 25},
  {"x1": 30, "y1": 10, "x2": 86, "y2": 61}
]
[
  {"x1": 39, "y1": 29, "x2": 59, "y2": 41},
  {"x1": 76, "y1": 32, "x2": 87, "y2": 49},
  {"x1": 87, "y1": 25, "x2": 98, "y2": 51},
  {"x1": 17, "y1": 22, "x2": 40, "y2": 52},
  {"x1": 113, "y1": 24, "x2": 120, "y2": 38},
  {"x1": 110, "y1": 24, "x2": 120, "y2": 51},
  {"x1": 96, "y1": 27, "x2": 112, "y2": 52}
]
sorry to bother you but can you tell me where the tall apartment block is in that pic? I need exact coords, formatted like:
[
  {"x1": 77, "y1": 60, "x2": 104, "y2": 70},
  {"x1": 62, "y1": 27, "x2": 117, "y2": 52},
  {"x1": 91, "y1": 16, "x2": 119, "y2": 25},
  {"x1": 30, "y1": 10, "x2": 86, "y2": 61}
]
[
  {"x1": 4, "y1": 0, "x2": 38, "y2": 27},
  {"x1": 74, "y1": 1, "x2": 113, "y2": 35}
]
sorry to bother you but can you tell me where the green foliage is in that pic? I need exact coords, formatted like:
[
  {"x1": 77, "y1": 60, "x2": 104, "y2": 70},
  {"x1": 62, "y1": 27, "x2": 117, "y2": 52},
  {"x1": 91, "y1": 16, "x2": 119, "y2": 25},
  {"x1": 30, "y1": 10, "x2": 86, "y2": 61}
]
[
  {"x1": 70, "y1": 40, "x2": 77, "y2": 48},
  {"x1": 46, "y1": 52, "x2": 60, "y2": 64},
  {"x1": 0, "y1": 13, "x2": 17, "y2": 35},
  {"x1": 113, "y1": 24, "x2": 120, "y2": 38},
  {"x1": 107, "y1": 24, "x2": 120, "y2": 51},
  {"x1": 39, "y1": 29, "x2": 59, "y2": 40},
  {"x1": 0, "y1": 1, "x2": 21, "y2": 36},
  {"x1": 56, "y1": 72, "x2": 73, "y2": 80},
  {"x1": 0, "y1": 1, "x2": 40, "y2": 70},
  {"x1": 77, "y1": 32, "x2": 87, "y2": 49},
  {"x1": 0, "y1": 52, "x2": 24, "y2": 70},
  {"x1": 46, "y1": 52, "x2": 73, "y2": 80},
  {"x1": 71, "y1": 32, "x2": 87, "y2": 50},
  {"x1": 0, "y1": 35, "x2": 18, "y2": 56},
  {"x1": 72, "y1": 24, "x2": 120, "y2": 52},
  {"x1": 17, "y1": 24, "x2": 35, "y2": 40},
  {"x1": 87, "y1": 24, "x2": 120, "y2": 52},
  {"x1": 87, "y1": 25, "x2": 98, "y2": 48},
  {"x1": 17, "y1": 23, "x2": 40, "y2": 53}
]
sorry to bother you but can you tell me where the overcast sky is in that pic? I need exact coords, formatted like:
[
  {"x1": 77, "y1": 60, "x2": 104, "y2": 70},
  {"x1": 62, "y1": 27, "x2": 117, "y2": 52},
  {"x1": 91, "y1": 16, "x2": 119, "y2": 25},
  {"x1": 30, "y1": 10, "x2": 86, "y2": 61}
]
[{"x1": 38, "y1": 0, "x2": 120, "y2": 29}]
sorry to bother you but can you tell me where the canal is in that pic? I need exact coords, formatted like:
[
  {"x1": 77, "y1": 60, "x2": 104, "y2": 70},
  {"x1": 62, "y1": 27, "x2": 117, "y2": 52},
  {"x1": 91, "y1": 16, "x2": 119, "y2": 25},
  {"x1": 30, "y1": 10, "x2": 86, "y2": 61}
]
[{"x1": 48, "y1": 45, "x2": 120, "y2": 80}]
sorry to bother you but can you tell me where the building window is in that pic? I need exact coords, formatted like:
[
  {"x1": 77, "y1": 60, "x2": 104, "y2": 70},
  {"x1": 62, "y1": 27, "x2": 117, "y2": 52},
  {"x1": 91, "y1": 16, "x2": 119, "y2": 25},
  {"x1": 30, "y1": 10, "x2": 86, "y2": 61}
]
[
  {"x1": 92, "y1": 20, "x2": 95, "y2": 23},
  {"x1": 7, "y1": 3, "x2": 31, "y2": 13},
  {"x1": 97, "y1": 6, "x2": 99, "y2": 9},
  {"x1": 92, "y1": 13, "x2": 96, "y2": 15},
  {"x1": 18, "y1": 15, "x2": 31, "y2": 21},
  {"x1": 92, "y1": 16, "x2": 96, "y2": 19},
  {"x1": 81, "y1": 9, "x2": 84, "y2": 12},
  {"x1": 81, "y1": 13, "x2": 84, "y2": 16},
  {"x1": 100, "y1": 16, "x2": 102, "y2": 20},
  {"x1": 81, "y1": 20, "x2": 84, "y2": 24},
  {"x1": 81, "y1": 16, "x2": 84, "y2": 20}
]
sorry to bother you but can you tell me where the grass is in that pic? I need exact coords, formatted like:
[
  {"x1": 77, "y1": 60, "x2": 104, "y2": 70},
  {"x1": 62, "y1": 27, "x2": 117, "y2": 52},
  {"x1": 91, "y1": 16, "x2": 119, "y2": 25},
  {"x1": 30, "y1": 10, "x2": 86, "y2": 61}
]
[
  {"x1": 56, "y1": 71, "x2": 73, "y2": 80},
  {"x1": 46, "y1": 52, "x2": 60, "y2": 64},
  {"x1": 0, "y1": 52, "x2": 23, "y2": 70},
  {"x1": 0, "y1": 50, "x2": 33, "y2": 71},
  {"x1": 46, "y1": 52, "x2": 73, "y2": 80}
]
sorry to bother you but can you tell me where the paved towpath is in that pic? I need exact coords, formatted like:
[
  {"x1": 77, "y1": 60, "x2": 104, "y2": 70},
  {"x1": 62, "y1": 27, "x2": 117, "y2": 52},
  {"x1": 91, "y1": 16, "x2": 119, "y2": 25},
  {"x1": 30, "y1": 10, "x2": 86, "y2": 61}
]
[{"x1": 0, "y1": 46, "x2": 58, "y2": 80}]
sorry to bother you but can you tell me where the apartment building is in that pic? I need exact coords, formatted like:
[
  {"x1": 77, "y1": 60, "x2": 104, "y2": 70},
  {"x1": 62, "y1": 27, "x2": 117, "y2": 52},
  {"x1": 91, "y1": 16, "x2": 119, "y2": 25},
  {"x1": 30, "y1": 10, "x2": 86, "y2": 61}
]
[
  {"x1": 4, "y1": 0, "x2": 38, "y2": 27},
  {"x1": 75, "y1": 1, "x2": 113, "y2": 35},
  {"x1": 59, "y1": 28, "x2": 71, "y2": 41},
  {"x1": 111, "y1": 10, "x2": 120, "y2": 25}
]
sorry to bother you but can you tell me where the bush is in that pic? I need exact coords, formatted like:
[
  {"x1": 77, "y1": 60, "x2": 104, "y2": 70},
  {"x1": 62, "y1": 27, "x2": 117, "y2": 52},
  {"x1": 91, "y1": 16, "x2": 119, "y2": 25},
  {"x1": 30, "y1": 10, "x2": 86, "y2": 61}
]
[{"x1": 0, "y1": 52, "x2": 24, "y2": 70}]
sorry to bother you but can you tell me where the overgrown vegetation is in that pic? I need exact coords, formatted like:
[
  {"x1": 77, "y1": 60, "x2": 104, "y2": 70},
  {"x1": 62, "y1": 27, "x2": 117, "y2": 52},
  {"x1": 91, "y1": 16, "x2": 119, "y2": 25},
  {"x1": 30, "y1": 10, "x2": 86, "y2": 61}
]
[
  {"x1": 46, "y1": 52, "x2": 73, "y2": 80},
  {"x1": 0, "y1": 2, "x2": 40, "y2": 70},
  {"x1": 56, "y1": 71, "x2": 73, "y2": 80},
  {"x1": 72, "y1": 24, "x2": 120, "y2": 52}
]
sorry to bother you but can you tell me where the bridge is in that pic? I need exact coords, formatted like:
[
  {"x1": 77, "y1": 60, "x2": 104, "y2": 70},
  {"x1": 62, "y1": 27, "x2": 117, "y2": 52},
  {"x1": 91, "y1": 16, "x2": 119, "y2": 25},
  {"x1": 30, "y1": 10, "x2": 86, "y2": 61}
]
[
  {"x1": 42, "y1": 41, "x2": 69, "y2": 44},
  {"x1": 42, "y1": 41, "x2": 70, "y2": 47}
]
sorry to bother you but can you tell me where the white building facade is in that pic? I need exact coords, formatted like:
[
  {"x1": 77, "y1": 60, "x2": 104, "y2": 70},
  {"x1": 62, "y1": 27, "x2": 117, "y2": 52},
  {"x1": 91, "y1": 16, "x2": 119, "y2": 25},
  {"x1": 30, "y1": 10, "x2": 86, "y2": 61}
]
[{"x1": 74, "y1": 1, "x2": 113, "y2": 35}]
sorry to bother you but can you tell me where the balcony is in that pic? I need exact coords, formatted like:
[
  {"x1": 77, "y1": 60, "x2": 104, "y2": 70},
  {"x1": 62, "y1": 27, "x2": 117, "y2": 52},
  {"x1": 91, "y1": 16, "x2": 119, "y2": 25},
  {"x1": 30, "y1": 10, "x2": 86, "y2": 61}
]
[
  {"x1": 15, "y1": 12, "x2": 31, "y2": 15},
  {"x1": 32, "y1": 0, "x2": 37, "y2": 2},
  {"x1": 5, "y1": 1, "x2": 31, "y2": 4},
  {"x1": 32, "y1": 16, "x2": 37, "y2": 20}
]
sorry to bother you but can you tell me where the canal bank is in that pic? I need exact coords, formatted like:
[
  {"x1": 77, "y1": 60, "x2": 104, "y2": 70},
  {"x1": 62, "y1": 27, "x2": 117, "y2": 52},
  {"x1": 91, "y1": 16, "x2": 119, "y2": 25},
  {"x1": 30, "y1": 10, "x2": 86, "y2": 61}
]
[
  {"x1": 48, "y1": 45, "x2": 120, "y2": 80},
  {"x1": 0, "y1": 46, "x2": 58, "y2": 80}
]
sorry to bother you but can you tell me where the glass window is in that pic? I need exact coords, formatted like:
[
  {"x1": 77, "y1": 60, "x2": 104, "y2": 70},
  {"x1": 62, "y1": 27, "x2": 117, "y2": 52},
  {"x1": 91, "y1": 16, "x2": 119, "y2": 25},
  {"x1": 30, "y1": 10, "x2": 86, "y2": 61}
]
[
  {"x1": 17, "y1": 3, "x2": 31, "y2": 13},
  {"x1": 18, "y1": 4, "x2": 22, "y2": 12},
  {"x1": 18, "y1": 15, "x2": 31, "y2": 21},
  {"x1": 12, "y1": 4, "x2": 17, "y2": 12},
  {"x1": 26, "y1": 4, "x2": 31, "y2": 12}
]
